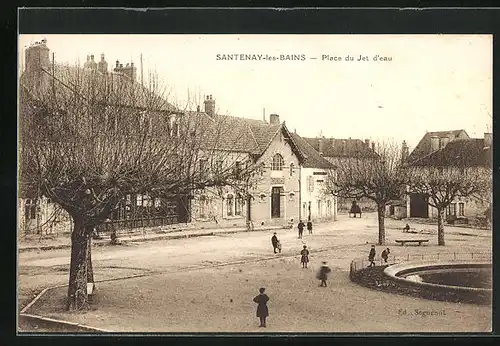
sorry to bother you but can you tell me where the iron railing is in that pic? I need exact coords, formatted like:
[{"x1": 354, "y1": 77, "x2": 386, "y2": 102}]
[{"x1": 349, "y1": 252, "x2": 492, "y2": 279}]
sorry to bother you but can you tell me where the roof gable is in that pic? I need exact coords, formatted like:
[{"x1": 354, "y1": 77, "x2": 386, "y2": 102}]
[
  {"x1": 302, "y1": 137, "x2": 378, "y2": 159},
  {"x1": 407, "y1": 129, "x2": 469, "y2": 163},
  {"x1": 410, "y1": 138, "x2": 491, "y2": 168}
]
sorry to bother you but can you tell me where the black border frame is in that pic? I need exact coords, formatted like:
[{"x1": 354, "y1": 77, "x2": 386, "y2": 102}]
[{"x1": 8, "y1": 6, "x2": 500, "y2": 344}]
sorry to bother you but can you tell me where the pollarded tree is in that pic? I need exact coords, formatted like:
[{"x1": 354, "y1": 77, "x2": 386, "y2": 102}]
[
  {"x1": 19, "y1": 62, "x2": 255, "y2": 310},
  {"x1": 406, "y1": 139, "x2": 492, "y2": 246},
  {"x1": 324, "y1": 141, "x2": 408, "y2": 245}
]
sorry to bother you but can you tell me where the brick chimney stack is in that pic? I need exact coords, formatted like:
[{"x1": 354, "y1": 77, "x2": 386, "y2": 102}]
[
  {"x1": 269, "y1": 114, "x2": 280, "y2": 125},
  {"x1": 484, "y1": 132, "x2": 492, "y2": 147},
  {"x1": 204, "y1": 95, "x2": 216, "y2": 116},
  {"x1": 430, "y1": 136, "x2": 439, "y2": 152}
]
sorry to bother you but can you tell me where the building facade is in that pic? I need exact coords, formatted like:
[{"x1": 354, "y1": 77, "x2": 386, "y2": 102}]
[{"x1": 406, "y1": 130, "x2": 492, "y2": 221}]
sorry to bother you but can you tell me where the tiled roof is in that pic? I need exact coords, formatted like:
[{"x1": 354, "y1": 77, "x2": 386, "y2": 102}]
[
  {"x1": 302, "y1": 137, "x2": 378, "y2": 158},
  {"x1": 406, "y1": 130, "x2": 469, "y2": 163},
  {"x1": 290, "y1": 133, "x2": 335, "y2": 169},
  {"x1": 409, "y1": 138, "x2": 492, "y2": 168}
]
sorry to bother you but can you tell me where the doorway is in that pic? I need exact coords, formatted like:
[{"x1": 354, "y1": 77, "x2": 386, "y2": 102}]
[{"x1": 271, "y1": 187, "x2": 282, "y2": 218}]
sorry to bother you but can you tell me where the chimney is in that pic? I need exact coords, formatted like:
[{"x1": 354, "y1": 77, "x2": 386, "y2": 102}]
[
  {"x1": 371, "y1": 142, "x2": 375, "y2": 152},
  {"x1": 269, "y1": 114, "x2": 280, "y2": 125},
  {"x1": 319, "y1": 137, "x2": 325, "y2": 155},
  {"x1": 401, "y1": 140, "x2": 409, "y2": 163},
  {"x1": 116, "y1": 60, "x2": 119, "y2": 68},
  {"x1": 430, "y1": 136, "x2": 439, "y2": 152},
  {"x1": 484, "y1": 133, "x2": 492, "y2": 147},
  {"x1": 98, "y1": 53, "x2": 108, "y2": 74},
  {"x1": 197, "y1": 105, "x2": 200, "y2": 112},
  {"x1": 365, "y1": 139, "x2": 370, "y2": 147},
  {"x1": 342, "y1": 140, "x2": 347, "y2": 155},
  {"x1": 204, "y1": 94, "x2": 216, "y2": 116}
]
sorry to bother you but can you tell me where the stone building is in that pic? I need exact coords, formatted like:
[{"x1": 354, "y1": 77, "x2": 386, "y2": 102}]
[{"x1": 405, "y1": 130, "x2": 492, "y2": 221}]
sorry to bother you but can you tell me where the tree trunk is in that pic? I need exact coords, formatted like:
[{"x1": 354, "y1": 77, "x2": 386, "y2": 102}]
[
  {"x1": 66, "y1": 219, "x2": 91, "y2": 311},
  {"x1": 87, "y1": 230, "x2": 94, "y2": 289},
  {"x1": 377, "y1": 203, "x2": 386, "y2": 245},
  {"x1": 437, "y1": 207, "x2": 445, "y2": 246}
]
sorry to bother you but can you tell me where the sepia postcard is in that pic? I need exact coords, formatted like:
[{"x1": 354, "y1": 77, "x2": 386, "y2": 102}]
[{"x1": 17, "y1": 31, "x2": 492, "y2": 334}]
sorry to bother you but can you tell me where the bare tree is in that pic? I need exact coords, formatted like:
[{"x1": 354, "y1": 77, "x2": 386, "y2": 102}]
[
  {"x1": 19, "y1": 63, "x2": 256, "y2": 310},
  {"x1": 324, "y1": 141, "x2": 407, "y2": 245},
  {"x1": 407, "y1": 158, "x2": 491, "y2": 246}
]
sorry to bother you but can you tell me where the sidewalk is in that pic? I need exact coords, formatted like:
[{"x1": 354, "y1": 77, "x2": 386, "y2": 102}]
[{"x1": 18, "y1": 224, "x2": 286, "y2": 253}]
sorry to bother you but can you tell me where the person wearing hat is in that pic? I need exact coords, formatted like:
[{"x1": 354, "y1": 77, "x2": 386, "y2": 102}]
[
  {"x1": 253, "y1": 287, "x2": 270, "y2": 327},
  {"x1": 368, "y1": 245, "x2": 376, "y2": 267},
  {"x1": 271, "y1": 232, "x2": 281, "y2": 254},
  {"x1": 297, "y1": 220, "x2": 305, "y2": 239},
  {"x1": 317, "y1": 261, "x2": 332, "y2": 287},
  {"x1": 300, "y1": 245, "x2": 310, "y2": 268}
]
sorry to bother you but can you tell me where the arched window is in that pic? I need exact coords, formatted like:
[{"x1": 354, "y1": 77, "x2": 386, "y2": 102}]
[
  {"x1": 272, "y1": 154, "x2": 284, "y2": 171},
  {"x1": 289, "y1": 162, "x2": 295, "y2": 176}
]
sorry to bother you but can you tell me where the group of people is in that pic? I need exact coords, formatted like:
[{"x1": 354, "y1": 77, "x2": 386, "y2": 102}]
[
  {"x1": 297, "y1": 219, "x2": 313, "y2": 239},
  {"x1": 368, "y1": 245, "x2": 391, "y2": 267}
]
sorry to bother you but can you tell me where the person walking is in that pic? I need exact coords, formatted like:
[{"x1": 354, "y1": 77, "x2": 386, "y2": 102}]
[
  {"x1": 271, "y1": 232, "x2": 280, "y2": 254},
  {"x1": 381, "y1": 248, "x2": 390, "y2": 263},
  {"x1": 307, "y1": 219, "x2": 313, "y2": 235},
  {"x1": 298, "y1": 220, "x2": 305, "y2": 239},
  {"x1": 300, "y1": 245, "x2": 310, "y2": 268},
  {"x1": 317, "y1": 261, "x2": 331, "y2": 287},
  {"x1": 253, "y1": 287, "x2": 269, "y2": 328},
  {"x1": 368, "y1": 245, "x2": 376, "y2": 267},
  {"x1": 271, "y1": 233, "x2": 282, "y2": 254}
]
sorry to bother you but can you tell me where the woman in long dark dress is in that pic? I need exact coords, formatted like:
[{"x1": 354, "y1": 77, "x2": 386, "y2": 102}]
[{"x1": 253, "y1": 287, "x2": 269, "y2": 327}]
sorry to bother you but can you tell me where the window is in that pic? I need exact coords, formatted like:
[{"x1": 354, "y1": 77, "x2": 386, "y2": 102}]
[
  {"x1": 448, "y1": 203, "x2": 456, "y2": 216},
  {"x1": 226, "y1": 194, "x2": 234, "y2": 217},
  {"x1": 234, "y1": 161, "x2": 242, "y2": 178},
  {"x1": 308, "y1": 176, "x2": 314, "y2": 192},
  {"x1": 289, "y1": 162, "x2": 295, "y2": 176},
  {"x1": 136, "y1": 194, "x2": 143, "y2": 207},
  {"x1": 317, "y1": 200, "x2": 322, "y2": 217},
  {"x1": 25, "y1": 199, "x2": 37, "y2": 220},
  {"x1": 272, "y1": 154, "x2": 284, "y2": 171},
  {"x1": 199, "y1": 196, "x2": 207, "y2": 218},
  {"x1": 459, "y1": 202, "x2": 465, "y2": 216},
  {"x1": 235, "y1": 194, "x2": 242, "y2": 216}
]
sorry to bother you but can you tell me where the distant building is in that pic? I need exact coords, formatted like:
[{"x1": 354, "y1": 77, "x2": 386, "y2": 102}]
[
  {"x1": 301, "y1": 136, "x2": 379, "y2": 212},
  {"x1": 290, "y1": 133, "x2": 337, "y2": 222},
  {"x1": 405, "y1": 130, "x2": 492, "y2": 221}
]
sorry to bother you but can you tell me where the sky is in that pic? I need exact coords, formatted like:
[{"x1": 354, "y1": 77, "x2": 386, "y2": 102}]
[{"x1": 18, "y1": 34, "x2": 492, "y2": 150}]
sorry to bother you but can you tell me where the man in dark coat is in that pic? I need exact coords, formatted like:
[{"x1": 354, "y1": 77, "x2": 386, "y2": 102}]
[
  {"x1": 307, "y1": 220, "x2": 313, "y2": 235},
  {"x1": 317, "y1": 261, "x2": 332, "y2": 287},
  {"x1": 253, "y1": 287, "x2": 269, "y2": 327},
  {"x1": 298, "y1": 220, "x2": 305, "y2": 239},
  {"x1": 271, "y1": 233, "x2": 280, "y2": 254},
  {"x1": 300, "y1": 245, "x2": 310, "y2": 268},
  {"x1": 381, "y1": 248, "x2": 390, "y2": 263},
  {"x1": 403, "y1": 223, "x2": 410, "y2": 233},
  {"x1": 368, "y1": 245, "x2": 376, "y2": 267}
]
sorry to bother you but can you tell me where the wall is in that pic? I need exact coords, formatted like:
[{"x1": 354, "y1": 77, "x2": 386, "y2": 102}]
[
  {"x1": 191, "y1": 128, "x2": 300, "y2": 228},
  {"x1": 299, "y1": 167, "x2": 337, "y2": 222}
]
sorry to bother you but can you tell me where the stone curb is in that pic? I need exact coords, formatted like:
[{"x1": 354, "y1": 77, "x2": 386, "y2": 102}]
[
  {"x1": 19, "y1": 313, "x2": 113, "y2": 333},
  {"x1": 19, "y1": 226, "x2": 284, "y2": 253}
]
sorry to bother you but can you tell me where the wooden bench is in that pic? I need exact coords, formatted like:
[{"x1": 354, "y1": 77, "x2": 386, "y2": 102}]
[{"x1": 395, "y1": 239, "x2": 429, "y2": 246}]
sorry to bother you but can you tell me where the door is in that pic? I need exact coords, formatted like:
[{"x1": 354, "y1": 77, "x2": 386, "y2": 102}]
[
  {"x1": 271, "y1": 187, "x2": 282, "y2": 218},
  {"x1": 410, "y1": 193, "x2": 429, "y2": 218}
]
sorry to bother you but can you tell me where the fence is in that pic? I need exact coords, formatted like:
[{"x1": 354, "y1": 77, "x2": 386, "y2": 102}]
[
  {"x1": 97, "y1": 216, "x2": 179, "y2": 233},
  {"x1": 349, "y1": 252, "x2": 492, "y2": 279}
]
